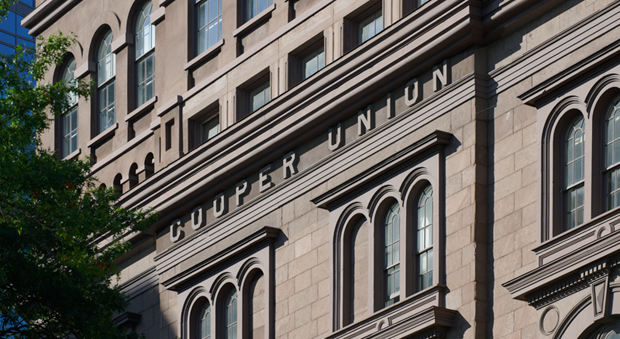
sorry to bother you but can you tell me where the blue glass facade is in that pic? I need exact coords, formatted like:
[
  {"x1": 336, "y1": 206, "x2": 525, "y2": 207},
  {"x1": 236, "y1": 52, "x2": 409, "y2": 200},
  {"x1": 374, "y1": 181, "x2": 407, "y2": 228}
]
[{"x1": 0, "y1": 1, "x2": 34, "y2": 55}]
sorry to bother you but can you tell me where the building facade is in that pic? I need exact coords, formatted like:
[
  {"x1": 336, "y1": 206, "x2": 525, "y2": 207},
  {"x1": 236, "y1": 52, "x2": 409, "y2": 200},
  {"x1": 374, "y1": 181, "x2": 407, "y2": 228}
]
[{"x1": 22, "y1": 0, "x2": 620, "y2": 337}]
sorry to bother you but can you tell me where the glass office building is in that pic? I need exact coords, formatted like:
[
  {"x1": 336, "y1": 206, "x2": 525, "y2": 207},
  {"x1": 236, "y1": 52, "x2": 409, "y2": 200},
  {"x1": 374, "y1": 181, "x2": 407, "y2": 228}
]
[{"x1": 0, "y1": 0, "x2": 34, "y2": 55}]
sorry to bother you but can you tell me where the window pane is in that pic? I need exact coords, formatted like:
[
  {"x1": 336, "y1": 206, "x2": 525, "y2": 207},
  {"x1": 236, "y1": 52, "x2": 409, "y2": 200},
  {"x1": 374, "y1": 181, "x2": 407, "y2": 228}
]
[
  {"x1": 258, "y1": 0, "x2": 268, "y2": 13},
  {"x1": 375, "y1": 13, "x2": 383, "y2": 34},
  {"x1": 146, "y1": 55, "x2": 154, "y2": 78},
  {"x1": 209, "y1": 0, "x2": 217, "y2": 23},
  {"x1": 615, "y1": 111, "x2": 620, "y2": 140},
  {"x1": 108, "y1": 81, "x2": 115, "y2": 105},
  {"x1": 198, "y1": 2, "x2": 206, "y2": 28},
  {"x1": 575, "y1": 158, "x2": 583, "y2": 182},
  {"x1": 138, "y1": 83, "x2": 145, "y2": 106},
  {"x1": 0, "y1": 31, "x2": 15, "y2": 46},
  {"x1": 614, "y1": 143, "x2": 620, "y2": 171},
  {"x1": 137, "y1": 59, "x2": 145, "y2": 84},
  {"x1": 198, "y1": 28, "x2": 206, "y2": 54},
  {"x1": 135, "y1": 32, "x2": 143, "y2": 57},
  {"x1": 566, "y1": 163, "x2": 573, "y2": 188},
  {"x1": 208, "y1": 21, "x2": 218, "y2": 49},
  {"x1": 146, "y1": 78, "x2": 154, "y2": 101},
  {"x1": 1, "y1": 11, "x2": 15, "y2": 34}
]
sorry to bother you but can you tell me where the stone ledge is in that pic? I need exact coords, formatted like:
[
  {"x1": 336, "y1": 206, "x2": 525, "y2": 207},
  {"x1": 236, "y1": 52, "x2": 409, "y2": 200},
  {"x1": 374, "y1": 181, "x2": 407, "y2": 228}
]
[
  {"x1": 125, "y1": 96, "x2": 158, "y2": 122},
  {"x1": 87, "y1": 123, "x2": 118, "y2": 148},
  {"x1": 233, "y1": 4, "x2": 276, "y2": 38},
  {"x1": 327, "y1": 287, "x2": 455, "y2": 339},
  {"x1": 184, "y1": 39, "x2": 224, "y2": 71},
  {"x1": 111, "y1": 34, "x2": 133, "y2": 54},
  {"x1": 62, "y1": 147, "x2": 81, "y2": 161}
]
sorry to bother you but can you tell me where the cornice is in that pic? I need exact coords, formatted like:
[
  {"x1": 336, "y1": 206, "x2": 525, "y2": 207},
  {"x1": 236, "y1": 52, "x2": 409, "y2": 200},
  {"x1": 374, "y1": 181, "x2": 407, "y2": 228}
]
[
  {"x1": 519, "y1": 38, "x2": 620, "y2": 107},
  {"x1": 503, "y1": 229, "x2": 620, "y2": 304},
  {"x1": 487, "y1": 0, "x2": 620, "y2": 100},
  {"x1": 158, "y1": 226, "x2": 279, "y2": 290},
  {"x1": 116, "y1": 1, "x2": 477, "y2": 215},
  {"x1": 22, "y1": 0, "x2": 80, "y2": 36},
  {"x1": 312, "y1": 130, "x2": 452, "y2": 210},
  {"x1": 327, "y1": 286, "x2": 456, "y2": 339}
]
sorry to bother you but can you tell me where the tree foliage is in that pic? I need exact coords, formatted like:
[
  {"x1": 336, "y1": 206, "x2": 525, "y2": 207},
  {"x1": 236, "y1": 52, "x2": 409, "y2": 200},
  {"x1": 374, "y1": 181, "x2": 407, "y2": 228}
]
[{"x1": 0, "y1": 1, "x2": 157, "y2": 338}]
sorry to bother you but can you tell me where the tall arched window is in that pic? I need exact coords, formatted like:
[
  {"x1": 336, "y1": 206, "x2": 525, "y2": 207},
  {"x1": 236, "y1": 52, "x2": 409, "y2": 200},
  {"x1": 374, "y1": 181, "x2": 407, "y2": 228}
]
[
  {"x1": 384, "y1": 202, "x2": 400, "y2": 307},
  {"x1": 565, "y1": 116, "x2": 585, "y2": 230},
  {"x1": 417, "y1": 185, "x2": 433, "y2": 290},
  {"x1": 197, "y1": 0, "x2": 222, "y2": 55},
  {"x1": 97, "y1": 30, "x2": 115, "y2": 132},
  {"x1": 198, "y1": 303, "x2": 211, "y2": 339},
  {"x1": 135, "y1": 1, "x2": 155, "y2": 107},
  {"x1": 225, "y1": 290, "x2": 237, "y2": 339},
  {"x1": 605, "y1": 97, "x2": 620, "y2": 211},
  {"x1": 61, "y1": 57, "x2": 77, "y2": 158}
]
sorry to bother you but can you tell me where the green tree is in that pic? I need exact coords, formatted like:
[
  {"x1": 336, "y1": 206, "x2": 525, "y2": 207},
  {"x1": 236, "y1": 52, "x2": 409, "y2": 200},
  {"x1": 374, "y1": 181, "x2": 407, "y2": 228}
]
[{"x1": 0, "y1": 1, "x2": 157, "y2": 338}]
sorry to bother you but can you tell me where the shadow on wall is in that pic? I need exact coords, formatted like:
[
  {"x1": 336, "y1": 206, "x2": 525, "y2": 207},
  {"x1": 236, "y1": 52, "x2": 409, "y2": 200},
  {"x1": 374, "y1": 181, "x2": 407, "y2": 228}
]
[{"x1": 484, "y1": 0, "x2": 583, "y2": 337}]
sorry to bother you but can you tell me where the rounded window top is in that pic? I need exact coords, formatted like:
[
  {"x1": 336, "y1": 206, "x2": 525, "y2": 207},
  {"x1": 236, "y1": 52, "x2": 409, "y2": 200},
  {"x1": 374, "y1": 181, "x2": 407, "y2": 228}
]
[
  {"x1": 418, "y1": 185, "x2": 433, "y2": 228},
  {"x1": 62, "y1": 57, "x2": 77, "y2": 106},
  {"x1": 224, "y1": 289, "x2": 238, "y2": 339},
  {"x1": 136, "y1": 2, "x2": 152, "y2": 32},
  {"x1": 62, "y1": 57, "x2": 76, "y2": 82},
  {"x1": 198, "y1": 302, "x2": 211, "y2": 339},
  {"x1": 135, "y1": 1, "x2": 155, "y2": 59},
  {"x1": 97, "y1": 30, "x2": 115, "y2": 86}
]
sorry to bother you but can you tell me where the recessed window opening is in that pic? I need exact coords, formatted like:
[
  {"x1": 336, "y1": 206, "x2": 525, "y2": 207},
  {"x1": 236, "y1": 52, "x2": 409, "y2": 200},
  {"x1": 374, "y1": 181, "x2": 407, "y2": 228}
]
[
  {"x1": 197, "y1": 0, "x2": 222, "y2": 54},
  {"x1": 417, "y1": 185, "x2": 433, "y2": 290},
  {"x1": 384, "y1": 202, "x2": 400, "y2": 307},
  {"x1": 302, "y1": 45, "x2": 324, "y2": 80},
  {"x1": 198, "y1": 303, "x2": 211, "y2": 339},
  {"x1": 245, "y1": 0, "x2": 273, "y2": 22},
  {"x1": 225, "y1": 290, "x2": 238, "y2": 339},
  {"x1": 135, "y1": 1, "x2": 155, "y2": 107},
  {"x1": 250, "y1": 81, "x2": 270, "y2": 113},
  {"x1": 201, "y1": 115, "x2": 220, "y2": 143},
  {"x1": 97, "y1": 30, "x2": 116, "y2": 133},
  {"x1": 358, "y1": 10, "x2": 382, "y2": 44},
  {"x1": 605, "y1": 96, "x2": 620, "y2": 211},
  {"x1": 565, "y1": 116, "x2": 585, "y2": 230},
  {"x1": 61, "y1": 57, "x2": 78, "y2": 158}
]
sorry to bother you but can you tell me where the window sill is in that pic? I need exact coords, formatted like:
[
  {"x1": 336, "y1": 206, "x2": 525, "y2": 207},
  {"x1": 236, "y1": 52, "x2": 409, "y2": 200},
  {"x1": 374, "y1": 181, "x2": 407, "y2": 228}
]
[
  {"x1": 151, "y1": 6, "x2": 165, "y2": 25},
  {"x1": 328, "y1": 285, "x2": 455, "y2": 339},
  {"x1": 534, "y1": 207, "x2": 620, "y2": 266},
  {"x1": 184, "y1": 39, "x2": 224, "y2": 71},
  {"x1": 62, "y1": 148, "x2": 81, "y2": 161},
  {"x1": 87, "y1": 123, "x2": 118, "y2": 148},
  {"x1": 125, "y1": 96, "x2": 158, "y2": 122},
  {"x1": 233, "y1": 4, "x2": 276, "y2": 38}
]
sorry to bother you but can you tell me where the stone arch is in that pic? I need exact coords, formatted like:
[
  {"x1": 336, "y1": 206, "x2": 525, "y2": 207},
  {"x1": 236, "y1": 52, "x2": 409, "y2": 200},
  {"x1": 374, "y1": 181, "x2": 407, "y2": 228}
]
[
  {"x1": 333, "y1": 203, "x2": 369, "y2": 329},
  {"x1": 181, "y1": 286, "x2": 211, "y2": 339},
  {"x1": 586, "y1": 75, "x2": 620, "y2": 217},
  {"x1": 367, "y1": 185, "x2": 400, "y2": 223},
  {"x1": 240, "y1": 265, "x2": 266, "y2": 339},
  {"x1": 541, "y1": 96, "x2": 588, "y2": 240}
]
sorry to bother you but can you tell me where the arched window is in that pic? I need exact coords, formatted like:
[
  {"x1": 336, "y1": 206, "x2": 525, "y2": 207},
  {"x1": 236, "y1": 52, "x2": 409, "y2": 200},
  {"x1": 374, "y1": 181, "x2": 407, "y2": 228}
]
[
  {"x1": 384, "y1": 202, "x2": 400, "y2": 307},
  {"x1": 224, "y1": 290, "x2": 238, "y2": 339},
  {"x1": 97, "y1": 30, "x2": 115, "y2": 133},
  {"x1": 565, "y1": 116, "x2": 585, "y2": 230},
  {"x1": 417, "y1": 185, "x2": 433, "y2": 290},
  {"x1": 197, "y1": 0, "x2": 222, "y2": 55},
  {"x1": 605, "y1": 97, "x2": 620, "y2": 211},
  {"x1": 343, "y1": 217, "x2": 368, "y2": 326},
  {"x1": 61, "y1": 57, "x2": 77, "y2": 158},
  {"x1": 135, "y1": 1, "x2": 155, "y2": 107},
  {"x1": 198, "y1": 303, "x2": 211, "y2": 339}
]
